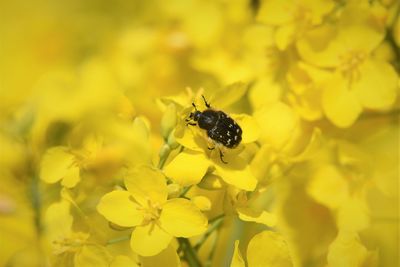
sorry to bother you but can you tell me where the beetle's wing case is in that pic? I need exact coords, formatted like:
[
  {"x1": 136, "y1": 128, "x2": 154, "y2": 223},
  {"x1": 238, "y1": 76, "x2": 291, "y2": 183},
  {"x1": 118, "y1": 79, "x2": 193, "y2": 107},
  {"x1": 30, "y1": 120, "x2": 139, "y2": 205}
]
[{"x1": 208, "y1": 112, "x2": 242, "y2": 148}]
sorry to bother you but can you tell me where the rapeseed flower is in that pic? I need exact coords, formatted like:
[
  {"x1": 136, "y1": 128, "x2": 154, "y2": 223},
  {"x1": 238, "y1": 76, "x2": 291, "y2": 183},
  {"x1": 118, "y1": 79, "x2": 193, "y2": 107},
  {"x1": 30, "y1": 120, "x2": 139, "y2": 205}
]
[
  {"x1": 163, "y1": 89, "x2": 260, "y2": 191},
  {"x1": 297, "y1": 1, "x2": 399, "y2": 127},
  {"x1": 97, "y1": 165, "x2": 208, "y2": 256}
]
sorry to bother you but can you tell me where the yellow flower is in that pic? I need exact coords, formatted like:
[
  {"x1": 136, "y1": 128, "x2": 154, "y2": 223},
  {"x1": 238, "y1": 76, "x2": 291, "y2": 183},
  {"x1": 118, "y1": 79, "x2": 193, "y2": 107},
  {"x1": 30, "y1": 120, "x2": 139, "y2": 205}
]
[
  {"x1": 230, "y1": 230, "x2": 293, "y2": 267},
  {"x1": 286, "y1": 62, "x2": 331, "y2": 121},
  {"x1": 257, "y1": 0, "x2": 335, "y2": 50},
  {"x1": 327, "y1": 231, "x2": 377, "y2": 267},
  {"x1": 44, "y1": 200, "x2": 112, "y2": 266},
  {"x1": 40, "y1": 146, "x2": 81, "y2": 188},
  {"x1": 164, "y1": 92, "x2": 259, "y2": 191},
  {"x1": 97, "y1": 165, "x2": 208, "y2": 256},
  {"x1": 297, "y1": 2, "x2": 398, "y2": 127}
]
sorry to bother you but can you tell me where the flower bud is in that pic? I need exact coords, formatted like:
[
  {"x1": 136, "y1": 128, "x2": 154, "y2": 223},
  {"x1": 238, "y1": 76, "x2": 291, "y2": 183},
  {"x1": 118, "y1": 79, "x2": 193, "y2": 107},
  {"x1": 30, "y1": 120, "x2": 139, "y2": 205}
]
[{"x1": 160, "y1": 103, "x2": 177, "y2": 140}]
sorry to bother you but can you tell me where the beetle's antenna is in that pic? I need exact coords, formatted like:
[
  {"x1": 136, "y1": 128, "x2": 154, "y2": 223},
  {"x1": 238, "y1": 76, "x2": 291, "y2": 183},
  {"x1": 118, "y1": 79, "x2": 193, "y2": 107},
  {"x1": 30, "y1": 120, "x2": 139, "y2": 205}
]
[
  {"x1": 192, "y1": 102, "x2": 198, "y2": 111},
  {"x1": 201, "y1": 95, "x2": 211, "y2": 108}
]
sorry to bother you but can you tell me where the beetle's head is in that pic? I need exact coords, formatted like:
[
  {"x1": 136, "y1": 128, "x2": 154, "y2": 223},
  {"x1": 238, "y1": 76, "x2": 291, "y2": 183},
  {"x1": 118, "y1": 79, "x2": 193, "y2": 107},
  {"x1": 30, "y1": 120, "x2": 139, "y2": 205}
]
[{"x1": 189, "y1": 110, "x2": 202, "y2": 121}]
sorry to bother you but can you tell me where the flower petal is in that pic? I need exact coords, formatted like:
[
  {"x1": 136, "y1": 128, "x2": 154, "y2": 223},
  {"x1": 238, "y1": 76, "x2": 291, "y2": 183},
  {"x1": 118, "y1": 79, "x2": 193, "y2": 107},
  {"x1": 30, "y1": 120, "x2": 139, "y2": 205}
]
[
  {"x1": 353, "y1": 59, "x2": 398, "y2": 109},
  {"x1": 247, "y1": 231, "x2": 293, "y2": 267},
  {"x1": 275, "y1": 23, "x2": 296, "y2": 50},
  {"x1": 257, "y1": 0, "x2": 293, "y2": 25},
  {"x1": 164, "y1": 151, "x2": 210, "y2": 186},
  {"x1": 44, "y1": 200, "x2": 72, "y2": 242},
  {"x1": 254, "y1": 102, "x2": 299, "y2": 149},
  {"x1": 174, "y1": 122, "x2": 205, "y2": 152},
  {"x1": 60, "y1": 165, "x2": 80, "y2": 188},
  {"x1": 327, "y1": 231, "x2": 368, "y2": 267},
  {"x1": 307, "y1": 164, "x2": 349, "y2": 210},
  {"x1": 140, "y1": 245, "x2": 181, "y2": 267},
  {"x1": 230, "y1": 240, "x2": 245, "y2": 267},
  {"x1": 322, "y1": 74, "x2": 362, "y2": 128},
  {"x1": 125, "y1": 165, "x2": 168, "y2": 207},
  {"x1": 337, "y1": 198, "x2": 370, "y2": 232},
  {"x1": 237, "y1": 207, "x2": 277, "y2": 227},
  {"x1": 130, "y1": 224, "x2": 172, "y2": 257},
  {"x1": 97, "y1": 191, "x2": 144, "y2": 227},
  {"x1": 213, "y1": 156, "x2": 257, "y2": 191},
  {"x1": 110, "y1": 256, "x2": 139, "y2": 267},
  {"x1": 210, "y1": 82, "x2": 248, "y2": 109},
  {"x1": 159, "y1": 198, "x2": 208, "y2": 237},
  {"x1": 74, "y1": 245, "x2": 112, "y2": 267},
  {"x1": 40, "y1": 146, "x2": 76, "y2": 184}
]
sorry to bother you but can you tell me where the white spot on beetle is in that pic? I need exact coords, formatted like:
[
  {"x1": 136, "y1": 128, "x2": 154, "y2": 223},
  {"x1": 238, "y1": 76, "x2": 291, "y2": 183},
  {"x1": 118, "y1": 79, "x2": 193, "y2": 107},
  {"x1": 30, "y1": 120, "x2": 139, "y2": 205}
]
[{"x1": 227, "y1": 132, "x2": 231, "y2": 137}]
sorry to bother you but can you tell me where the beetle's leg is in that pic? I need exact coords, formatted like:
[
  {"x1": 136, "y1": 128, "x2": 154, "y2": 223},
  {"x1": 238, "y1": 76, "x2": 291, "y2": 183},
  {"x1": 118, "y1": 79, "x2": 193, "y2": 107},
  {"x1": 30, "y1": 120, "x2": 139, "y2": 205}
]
[
  {"x1": 219, "y1": 149, "x2": 228, "y2": 164},
  {"x1": 186, "y1": 122, "x2": 197, "y2": 126},
  {"x1": 208, "y1": 146, "x2": 215, "y2": 150},
  {"x1": 201, "y1": 95, "x2": 211, "y2": 108}
]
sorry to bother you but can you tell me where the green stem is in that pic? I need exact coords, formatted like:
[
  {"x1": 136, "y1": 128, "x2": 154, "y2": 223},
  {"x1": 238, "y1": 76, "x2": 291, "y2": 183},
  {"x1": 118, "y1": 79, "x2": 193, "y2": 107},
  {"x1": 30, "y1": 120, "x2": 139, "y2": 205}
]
[
  {"x1": 194, "y1": 215, "x2": 224, "y2": 251},
  {"x1": 179, "y1": 185, "x2": 192, "y2": 198},
  {"x1": 106, "y1": 235, "x2": 130, "y2": 245},
  {"x1": 178, "y1": 238, "x2": 203, "y2": 267},
  {"x1": 158, "y1": 145, "x2": 171, "y2": 169}
]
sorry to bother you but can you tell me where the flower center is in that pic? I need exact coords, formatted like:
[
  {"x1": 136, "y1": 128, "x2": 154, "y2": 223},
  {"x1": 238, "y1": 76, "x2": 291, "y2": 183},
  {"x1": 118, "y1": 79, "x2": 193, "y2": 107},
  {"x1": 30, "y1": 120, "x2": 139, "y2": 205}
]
[
  {"x1": 339, "y1": 50, "x2": 366, "y2": 83},
  {"x1": 138, "y1": 199, "x2": 162, "y2": 225},
  {"x1": 52, "y1": 232, "x2": 88, "y2": 255}
]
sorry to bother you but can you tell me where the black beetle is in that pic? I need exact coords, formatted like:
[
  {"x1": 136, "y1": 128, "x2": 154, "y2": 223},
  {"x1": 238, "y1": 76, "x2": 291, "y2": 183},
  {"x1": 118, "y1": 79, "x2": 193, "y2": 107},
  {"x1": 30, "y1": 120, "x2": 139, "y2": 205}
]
[{"x1": 186, "y1": 96, "x2": 242, "y2": 163}]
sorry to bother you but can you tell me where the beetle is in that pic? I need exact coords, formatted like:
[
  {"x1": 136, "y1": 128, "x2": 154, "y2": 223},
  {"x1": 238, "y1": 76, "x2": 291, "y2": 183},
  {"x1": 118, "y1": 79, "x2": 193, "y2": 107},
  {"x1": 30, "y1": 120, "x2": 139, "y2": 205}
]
[{"x1": 186, "y1": 95, "x2": 242, "y2": 163}]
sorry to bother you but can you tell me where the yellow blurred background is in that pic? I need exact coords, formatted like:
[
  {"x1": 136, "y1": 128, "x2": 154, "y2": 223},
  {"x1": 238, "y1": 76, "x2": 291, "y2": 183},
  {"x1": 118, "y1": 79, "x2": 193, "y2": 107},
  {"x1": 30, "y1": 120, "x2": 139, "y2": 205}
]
[{"x1": 0, "y1": 0, "x2": 399, "y2": 266}]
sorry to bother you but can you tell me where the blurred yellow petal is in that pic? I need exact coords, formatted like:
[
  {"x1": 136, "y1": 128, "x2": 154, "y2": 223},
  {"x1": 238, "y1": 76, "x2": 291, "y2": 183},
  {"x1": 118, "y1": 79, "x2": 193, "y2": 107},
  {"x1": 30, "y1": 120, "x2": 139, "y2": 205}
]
[
  {"x1": 337, "y1": 198, "x2": 370, "y2": 232},
  {"x1": 322, "y1": 74, "x2": 362, "y2": 128},
  {"x1": 296, "y1": 25, "x2": 343, "y2": 68},
  {"x1": 131, "y1": 224, "x2": 172, "y2": 257},
  {"x1": 307, "y1": 165, "x2": 349, "y2": 210},
  {"x1": 74, "y1": 245, "x2": 112, "y2": 267},
  {"x1": 125, "y1": 165, "x2": 168, "y2": 206},
  {"x1": 97, "y1": 191, "x2": 144, "y2": 227},
  {"x1": 40, "y1": 146, "x2": 77, "y2": 184},
  {"x1": 230, "y1": 240, "x2": 245, "y2": 267},
  {"x1": 231, "y1": 114, "x2": 260, "y2": 144},
  {"x1": 210, "y1": 82, "x2": 248, "y2": 109},
  {"x1": 254, "y1": 102, "x2": 299, "y2": 149},
  {"x1": 192, "y1": 196, "x2": 212, "y2": 211},
  {"x1": 141, "y1": 245, "x2": 181, "y2": 267},
  {"x1": 60, "y1": 165, "x2": 80, "y2": 188},
  {"x1": 275, "y1": 23, "x2": 296, "y2": 50},
  {"x1": 353, "y1": 59, "x2": 398, "y2": 109},
  {"x1": 328, "y1": 231, "x2": 368, "y2": 267},
  {"x1": 257, "y1": 0, "x2": 293, "y2": 25},
  {"x1": 247, "y1": 231, "x2": 293, "y2": 267},
  {"x1": 44, "y1": 200, "x2": 72, "y2": 242},
  {"x1": 337, "y1": 3, "x2": 384, "y2": 53},
  {"x1": 249, "y1": 77, "x2": 282, "y2": 110},
  {"x1": 237, "y1": 207, "x2": 277, "y2": 227},
  {"x1": 213, "y1": 156, "x2": 257, "y2": 191},
  {"x1": 110, "y1": 256, "x2": 139, "y2": 267},
  {"x1": 164, "y1": 151, "x2": 210, "y2": 186},
  {"x1": 159, "y1": 198, "x2": 208, "y2": 237}
]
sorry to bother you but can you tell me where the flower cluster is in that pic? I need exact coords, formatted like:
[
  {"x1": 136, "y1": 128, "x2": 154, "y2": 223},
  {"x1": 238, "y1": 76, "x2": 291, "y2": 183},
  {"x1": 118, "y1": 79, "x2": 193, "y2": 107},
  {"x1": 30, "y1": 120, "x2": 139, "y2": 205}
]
[{"x1": 0, "y1": 0, "x2": 399, "y2": 266}]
